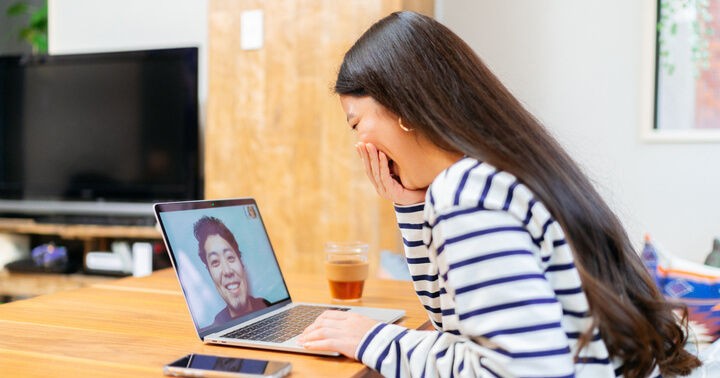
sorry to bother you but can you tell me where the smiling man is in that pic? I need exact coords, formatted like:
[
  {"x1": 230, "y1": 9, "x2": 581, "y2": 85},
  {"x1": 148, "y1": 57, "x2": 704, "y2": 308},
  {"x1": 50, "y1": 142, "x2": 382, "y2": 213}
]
[{"x1": 193, "y1": 215, "x2": 270, "y2": 329}]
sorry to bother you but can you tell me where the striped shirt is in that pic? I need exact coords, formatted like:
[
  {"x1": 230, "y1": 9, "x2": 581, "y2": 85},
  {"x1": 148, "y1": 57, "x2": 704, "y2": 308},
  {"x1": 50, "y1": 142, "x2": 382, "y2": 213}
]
[{"x1": 355, "y1": 157, "x2": 661, "y2": 378}]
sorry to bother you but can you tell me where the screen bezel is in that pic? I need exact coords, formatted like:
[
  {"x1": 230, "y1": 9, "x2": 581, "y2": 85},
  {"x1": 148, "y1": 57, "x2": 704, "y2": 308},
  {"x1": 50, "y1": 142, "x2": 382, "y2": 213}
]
[{"x1": 154, "y1": 197, "x2": 293, "y2": 339}]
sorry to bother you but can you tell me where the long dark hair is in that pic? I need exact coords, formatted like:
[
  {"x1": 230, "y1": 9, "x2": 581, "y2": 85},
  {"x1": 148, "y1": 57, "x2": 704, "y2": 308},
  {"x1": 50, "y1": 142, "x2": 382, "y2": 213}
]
[{"x1": 335, "y1": 11, "x2": 701, "y2": 377}]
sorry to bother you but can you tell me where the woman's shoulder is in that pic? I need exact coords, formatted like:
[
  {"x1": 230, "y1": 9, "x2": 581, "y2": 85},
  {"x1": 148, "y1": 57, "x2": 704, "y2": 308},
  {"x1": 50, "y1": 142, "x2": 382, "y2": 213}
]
[
  {"x1": 429, "y1": 157, "x2": 533, "y2": 214},
  {"x1": 428, "y1": 157, "x2": 566, "y2": 257}
]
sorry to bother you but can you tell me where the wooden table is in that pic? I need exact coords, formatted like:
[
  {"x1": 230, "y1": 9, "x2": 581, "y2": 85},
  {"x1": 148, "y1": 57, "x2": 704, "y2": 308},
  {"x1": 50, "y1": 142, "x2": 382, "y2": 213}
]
[
  {"x1": 0, "y1": 268, "x2": 429, "y2": 377},
  {"x1": 0, "y1": 269, "x2": 117, "y2": 301}
]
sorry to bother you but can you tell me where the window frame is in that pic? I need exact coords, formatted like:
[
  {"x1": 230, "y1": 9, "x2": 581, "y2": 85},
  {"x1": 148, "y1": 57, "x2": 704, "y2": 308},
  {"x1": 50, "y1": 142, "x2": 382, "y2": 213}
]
[{"x1": 643, "y1": 0, "x2": 720, "y2": 144}]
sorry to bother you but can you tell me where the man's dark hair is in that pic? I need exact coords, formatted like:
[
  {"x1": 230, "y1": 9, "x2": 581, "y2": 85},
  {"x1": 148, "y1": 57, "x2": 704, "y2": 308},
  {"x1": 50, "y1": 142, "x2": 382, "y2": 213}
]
[{"x1": 193, "y1": 216, "x2": 241, "y2": 267}]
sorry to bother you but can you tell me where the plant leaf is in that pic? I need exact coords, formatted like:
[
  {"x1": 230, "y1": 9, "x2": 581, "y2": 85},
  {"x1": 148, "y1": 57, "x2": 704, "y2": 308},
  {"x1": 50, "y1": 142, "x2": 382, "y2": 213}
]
[
  {"x1": 31, "y1": 34, "x2": 48, "y2": 54},
  {"x1": 29, "y1": 6, "x2": 48, "y2": 29},
  {"x1": 18, "y1": 27, "x2": 35, "y2": 43},
  {"x1": 6, "y1": 2, "x2": 28, "y2": 16}
]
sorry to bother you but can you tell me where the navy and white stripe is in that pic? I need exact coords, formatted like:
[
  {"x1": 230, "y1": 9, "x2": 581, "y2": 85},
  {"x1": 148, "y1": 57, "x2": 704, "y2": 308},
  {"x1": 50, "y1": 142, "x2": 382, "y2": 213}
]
[{"x1": 356, "y1": 157, "x2": 660, "y2": 378}]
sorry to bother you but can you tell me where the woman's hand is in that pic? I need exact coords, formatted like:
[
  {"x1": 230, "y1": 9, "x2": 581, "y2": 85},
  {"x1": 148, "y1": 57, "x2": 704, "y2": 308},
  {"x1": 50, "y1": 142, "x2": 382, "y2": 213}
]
[
  {"x1": 356, "y1": 142, "x2": 426, "y2": 206},
  {"x1": 297, "y1": 310, "x2": 379, "y2": 359}
]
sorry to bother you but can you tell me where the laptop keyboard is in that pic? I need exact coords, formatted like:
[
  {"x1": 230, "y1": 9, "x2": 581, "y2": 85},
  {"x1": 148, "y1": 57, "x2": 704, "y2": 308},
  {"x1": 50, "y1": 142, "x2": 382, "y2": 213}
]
[{"x1": 223, "y1": 305, "x2": 350, "y2": 343}]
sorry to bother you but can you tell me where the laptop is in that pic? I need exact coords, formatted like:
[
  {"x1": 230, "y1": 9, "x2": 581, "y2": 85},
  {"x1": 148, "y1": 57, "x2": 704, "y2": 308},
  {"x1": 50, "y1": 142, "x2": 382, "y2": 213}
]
[{"x1": 153, "y1": 197, "x2": 405, "y2": 356}]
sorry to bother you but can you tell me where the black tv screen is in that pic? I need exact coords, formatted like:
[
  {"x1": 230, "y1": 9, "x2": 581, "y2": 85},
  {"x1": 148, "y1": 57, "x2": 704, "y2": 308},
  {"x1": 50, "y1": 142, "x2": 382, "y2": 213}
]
[{"x1": 0, "y1": 48, "x2": 200, "y2": 212}]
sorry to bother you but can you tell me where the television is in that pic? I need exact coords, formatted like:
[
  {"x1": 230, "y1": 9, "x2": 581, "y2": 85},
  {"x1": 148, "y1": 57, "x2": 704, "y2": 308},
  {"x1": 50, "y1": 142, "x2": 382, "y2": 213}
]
[{"x1": 0, "y1": 47, "x2": 201, "y2": 225}]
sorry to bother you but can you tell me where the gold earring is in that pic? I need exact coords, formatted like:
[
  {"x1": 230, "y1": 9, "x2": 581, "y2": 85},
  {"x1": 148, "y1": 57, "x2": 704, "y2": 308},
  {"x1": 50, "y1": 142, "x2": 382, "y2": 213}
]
[{"x1": 398, "y1": 117, "x2": 413, "y2": 132}]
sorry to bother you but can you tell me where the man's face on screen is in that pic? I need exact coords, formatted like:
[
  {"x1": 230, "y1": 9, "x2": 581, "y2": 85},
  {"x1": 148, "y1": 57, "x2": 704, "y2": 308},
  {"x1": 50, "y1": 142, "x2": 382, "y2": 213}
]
[{"x1": 204, "y1": 234, "x2": 249, "y2": 316}]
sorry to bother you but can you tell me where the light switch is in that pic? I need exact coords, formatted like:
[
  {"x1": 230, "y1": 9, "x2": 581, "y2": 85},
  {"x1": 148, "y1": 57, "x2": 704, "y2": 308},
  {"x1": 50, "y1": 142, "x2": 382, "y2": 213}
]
[{"x1": 241, "y1": 10, "x2": 264, "y2": 50}]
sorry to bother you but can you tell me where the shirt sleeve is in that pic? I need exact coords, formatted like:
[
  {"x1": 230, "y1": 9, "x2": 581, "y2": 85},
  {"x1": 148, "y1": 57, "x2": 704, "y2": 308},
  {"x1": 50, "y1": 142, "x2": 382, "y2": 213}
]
[{"x1": 356, "y1": 206, "x2": 576, "y2": 378}]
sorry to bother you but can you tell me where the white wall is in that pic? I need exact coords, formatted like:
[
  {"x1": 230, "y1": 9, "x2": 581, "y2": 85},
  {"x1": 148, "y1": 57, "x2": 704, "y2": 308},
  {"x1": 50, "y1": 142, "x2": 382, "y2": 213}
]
[
  {"x1": 436, "y1": 0, "x2": 720, "y2": 262},
  {"x1": 47, "y1": 0, "x2": 720, "y2": 261},
  {"x1": 48, "y1": 0, "x2": 208, "y2": 125}
]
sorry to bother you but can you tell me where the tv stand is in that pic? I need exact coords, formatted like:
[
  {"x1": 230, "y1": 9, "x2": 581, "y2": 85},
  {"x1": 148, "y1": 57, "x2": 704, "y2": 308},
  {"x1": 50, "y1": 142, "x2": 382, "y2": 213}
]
[
  {"x1": 0, "y1": 218, "x2": 163, "y2": 300},
  {"x1": 33, "y1": 214, "x2": 156, "y2": 227},
  {"x1": 0, "y1": 217, "x2": 161, "y2": 258}
]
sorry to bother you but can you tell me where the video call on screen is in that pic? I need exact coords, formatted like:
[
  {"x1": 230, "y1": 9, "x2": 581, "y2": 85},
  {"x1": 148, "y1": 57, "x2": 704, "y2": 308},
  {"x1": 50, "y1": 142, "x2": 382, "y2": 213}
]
[{"x1": 159, "y1": 204, "x2": 289, "y2": 331}]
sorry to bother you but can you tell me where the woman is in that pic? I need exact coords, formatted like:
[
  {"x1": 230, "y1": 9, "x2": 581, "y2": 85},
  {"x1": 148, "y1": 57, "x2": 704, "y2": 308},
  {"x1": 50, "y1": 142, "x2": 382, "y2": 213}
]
[{"x1": 297, "y1": 11, "x2": 700, "y2": 377}]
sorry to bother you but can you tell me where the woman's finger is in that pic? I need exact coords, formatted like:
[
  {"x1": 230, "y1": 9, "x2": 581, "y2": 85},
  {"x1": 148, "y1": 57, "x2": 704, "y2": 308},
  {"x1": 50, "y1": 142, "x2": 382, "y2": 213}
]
[
  {"x1": 301, "y1": 338, "x2": 354, "y2": 358},
  {"x1": 377, "y1": 151, "x2": 393, "y2": 196},
  {"x1": 356, "y1": 143, "x2": 378, "y2": 191},
  {"x1": 316, "y1": 310, "x2": 351, "y2": 320},
  {"x1": 298, "y1": 313, "x2": 378, "y2": 358},
  {"x1": 297, "y1": 323, "x2": 355, "y2": 358},
  {"x1": 298, "y1": 323, "x2": 349, "y2": 343},
  {"x1": 297, "y1": 311, "x2": 348, "y2": 341},
  {"x1": 299, "y1": 320, "x2": 320, "y2": 338},
  {"x1": 366, "y1": 144, "x2": 383, "y2": 187}
]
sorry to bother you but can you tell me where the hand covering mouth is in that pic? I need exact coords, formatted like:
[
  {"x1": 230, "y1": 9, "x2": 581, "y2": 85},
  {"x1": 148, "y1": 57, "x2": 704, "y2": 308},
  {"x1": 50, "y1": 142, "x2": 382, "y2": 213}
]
[{"x1": 388, "y1": 158, "x2": 402, "y2": 184}]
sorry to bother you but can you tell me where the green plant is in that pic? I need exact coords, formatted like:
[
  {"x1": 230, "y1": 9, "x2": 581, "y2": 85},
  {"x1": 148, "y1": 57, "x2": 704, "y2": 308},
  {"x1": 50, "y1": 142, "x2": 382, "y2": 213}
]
[
  {"x1": 5, "y1": 1, "x2": 48, "y2": 54},
  {"x1": 657, "y1": 0, "x2": 714, "y2": 76}
]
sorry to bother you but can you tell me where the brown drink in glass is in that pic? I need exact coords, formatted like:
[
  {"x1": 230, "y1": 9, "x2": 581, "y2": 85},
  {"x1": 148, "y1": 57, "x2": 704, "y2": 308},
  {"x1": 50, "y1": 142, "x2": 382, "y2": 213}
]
[{"x1": 324, "y1": 242, "x2": 369, "y2": 301}]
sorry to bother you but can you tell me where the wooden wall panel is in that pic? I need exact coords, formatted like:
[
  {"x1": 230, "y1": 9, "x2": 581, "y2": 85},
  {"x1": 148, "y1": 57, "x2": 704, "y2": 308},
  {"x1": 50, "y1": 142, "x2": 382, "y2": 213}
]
[
  {"x1": 402, "y1": 0, "x2": 435, "y2": 16},
  {"x1": 207, "y1": 0, "x2": 432, "y2": 275}
]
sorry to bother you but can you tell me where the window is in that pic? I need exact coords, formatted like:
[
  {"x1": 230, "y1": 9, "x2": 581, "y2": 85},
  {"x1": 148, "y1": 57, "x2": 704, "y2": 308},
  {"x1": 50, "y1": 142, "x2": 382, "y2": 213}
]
[{"x1": 650, "y1": 0, "x2": 719, "y2": 142}]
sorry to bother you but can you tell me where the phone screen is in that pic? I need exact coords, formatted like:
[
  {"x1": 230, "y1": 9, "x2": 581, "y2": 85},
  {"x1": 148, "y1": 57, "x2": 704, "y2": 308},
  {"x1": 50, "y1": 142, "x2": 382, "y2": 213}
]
[{"x1": 166, "y1": 354, "x2": 290, "y2": 376}]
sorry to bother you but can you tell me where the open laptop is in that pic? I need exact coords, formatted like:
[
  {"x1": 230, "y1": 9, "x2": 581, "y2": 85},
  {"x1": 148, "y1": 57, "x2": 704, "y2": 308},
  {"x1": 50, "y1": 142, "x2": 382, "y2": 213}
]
[{"x1": 154, "y1": 197, "x2": 405, "y2": 356}]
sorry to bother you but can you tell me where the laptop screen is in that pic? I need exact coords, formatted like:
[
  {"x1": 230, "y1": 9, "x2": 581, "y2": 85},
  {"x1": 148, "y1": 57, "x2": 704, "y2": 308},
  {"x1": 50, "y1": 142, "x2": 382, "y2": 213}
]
[{"x1": 155, "y1": 198, "x2": 291, "y2": 336}]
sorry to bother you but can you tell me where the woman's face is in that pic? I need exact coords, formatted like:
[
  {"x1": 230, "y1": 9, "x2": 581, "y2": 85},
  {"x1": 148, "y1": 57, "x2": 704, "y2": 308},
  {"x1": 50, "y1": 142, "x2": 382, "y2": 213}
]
[{"x1": 340, "y1": 95, "x2": 432, "y2": 190}]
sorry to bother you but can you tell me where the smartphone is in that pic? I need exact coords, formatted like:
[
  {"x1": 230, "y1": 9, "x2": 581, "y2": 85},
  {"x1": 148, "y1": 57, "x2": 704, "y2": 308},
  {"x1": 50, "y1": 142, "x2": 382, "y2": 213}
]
[{"x1": 164, "y1": 354, "x2": 292, "y2": 378}]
